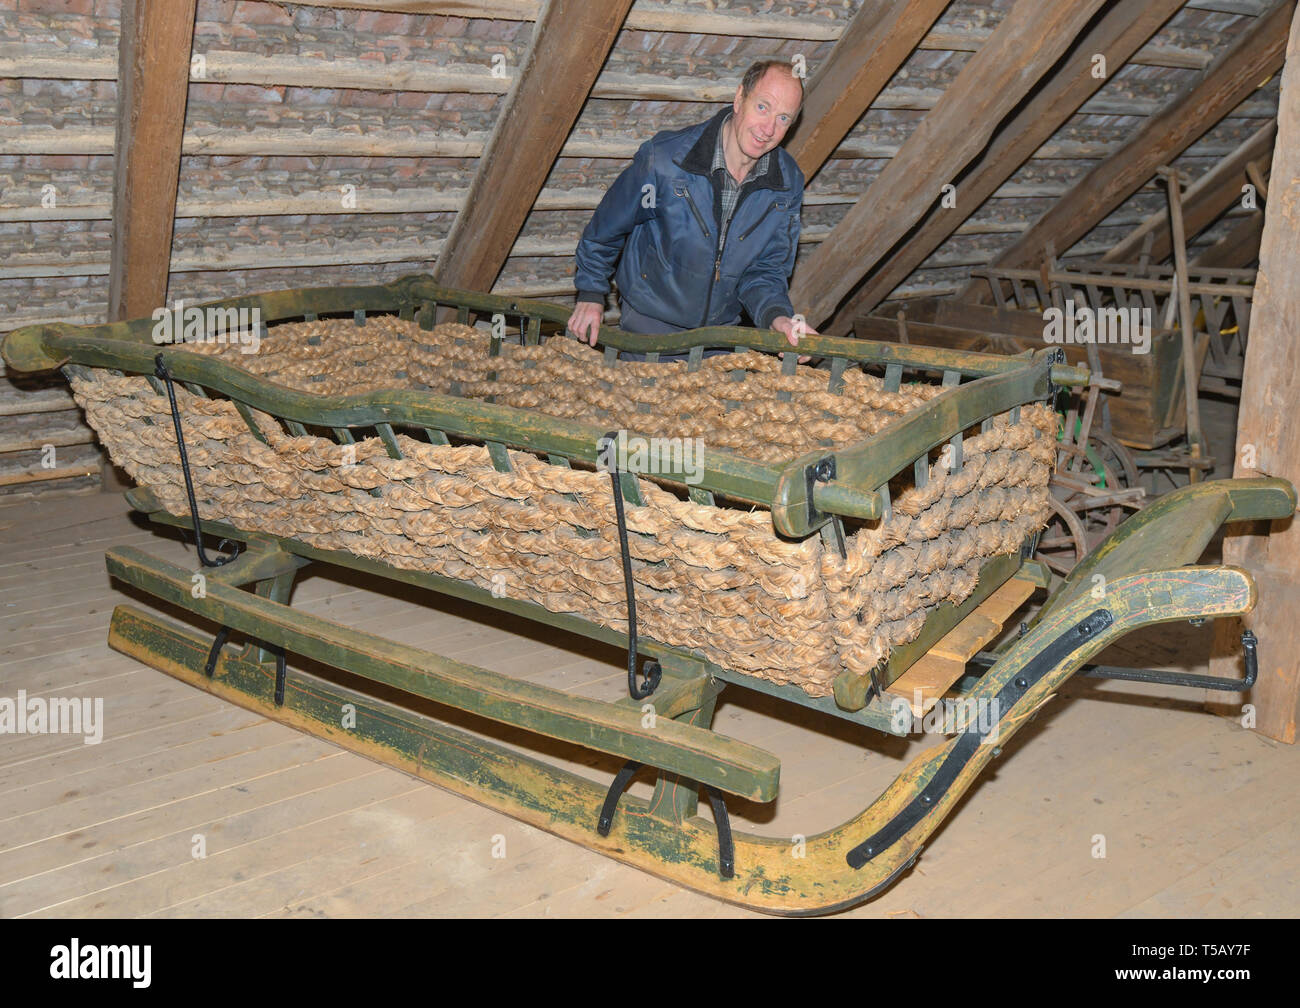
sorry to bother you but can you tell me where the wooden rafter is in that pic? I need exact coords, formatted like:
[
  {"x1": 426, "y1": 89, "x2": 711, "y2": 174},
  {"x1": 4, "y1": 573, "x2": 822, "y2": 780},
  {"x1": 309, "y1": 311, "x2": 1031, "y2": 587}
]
[
  {"x1": 430, "y1": 0, "x2": 633, "y2": 293},
  {"x1": 787, "y1": 0, "x2": 1110, "y2": 327},
  {"x1": 784, "y1": 0, "x2": 949, "y2": 182},
  {"x1": 966, "y1": 0, "x2": 1295, "y2": 299},
  {"x1": 822, "y1": 0, "x2": 1184, "y2": 332},
  {"x1": 277, "y1": 0, "x2": 1247, "y2": 68},
  {"x1": 1208, "y1": 1, "x2": 1300, "y2": 742},
  {"x1": 1193, "y1": 210, "x2": 1266, "y2": 267},
  {"x1": 1103, "y1": 119, "x2": 1275, "y2": 263},
  {"x1": 107, "y1": 0, "x2": 196, "y2": 321}
]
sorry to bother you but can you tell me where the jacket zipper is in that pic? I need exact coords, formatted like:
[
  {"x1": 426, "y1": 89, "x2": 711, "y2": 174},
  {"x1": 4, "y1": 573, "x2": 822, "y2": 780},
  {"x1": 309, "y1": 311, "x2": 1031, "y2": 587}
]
[
  {"x1": 738, "y1": 201, "x2": 780, "y2": 242},
  {"x1": 699, "y1": 242, "x2": 723, "y2": 328},
  {"x1": 678, "y1": 187, "x2": 711, "y2": 239}
]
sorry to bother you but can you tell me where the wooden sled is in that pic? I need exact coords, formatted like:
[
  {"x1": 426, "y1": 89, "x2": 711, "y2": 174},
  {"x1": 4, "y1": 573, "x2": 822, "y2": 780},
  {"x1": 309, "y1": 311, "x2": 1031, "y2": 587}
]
[{"x1": 4, "y1": 275, "x2": 1291, "y2": 915}]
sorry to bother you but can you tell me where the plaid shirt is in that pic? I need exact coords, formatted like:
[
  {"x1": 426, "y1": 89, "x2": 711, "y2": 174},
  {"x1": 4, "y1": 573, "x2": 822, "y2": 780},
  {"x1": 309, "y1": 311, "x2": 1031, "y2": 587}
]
[{"x1": 712, "y1": 113, "x2": 771, "y2": 253}]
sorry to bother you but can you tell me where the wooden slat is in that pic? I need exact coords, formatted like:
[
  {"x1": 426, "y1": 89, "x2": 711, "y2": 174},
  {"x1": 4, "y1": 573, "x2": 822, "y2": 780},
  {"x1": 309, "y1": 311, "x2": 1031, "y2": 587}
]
[
  {"x1": 824, "y1": 0, "x2": 1186, "y2": 330},
  {"x1": 430, "y1": 0, "x2": 633, "y2": 293},
  {"x1": 788, "y1": 0, "x2": 1111, "y2": 326},
  {"x1": 785, "y1": 0, "x2": 949, "y2": 180},
  {"x1": 970, "y1": 0, "x2": 1295, "y2": 295},
  {"x1": 887, "y1": 576, "x2": 1036, "y2": 716},
  {"x1": 107, "y1": 0, "x2": 197, "y2": 321}
]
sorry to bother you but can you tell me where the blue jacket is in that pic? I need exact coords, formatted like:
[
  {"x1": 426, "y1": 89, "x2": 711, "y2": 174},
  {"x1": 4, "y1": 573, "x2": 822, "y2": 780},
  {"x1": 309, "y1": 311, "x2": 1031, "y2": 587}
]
[{"x1": 574, "y1": 108, "x2": 804, "y2": 331}]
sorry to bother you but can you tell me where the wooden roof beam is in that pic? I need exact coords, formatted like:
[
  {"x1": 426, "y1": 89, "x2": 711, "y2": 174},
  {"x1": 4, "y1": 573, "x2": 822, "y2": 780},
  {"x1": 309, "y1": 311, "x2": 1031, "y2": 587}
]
[
  {"x1": 822, "y1": 0, "x2": 1185, "y2": 332},
  {"x1": 430, "y1": 0, "x2": 633, "y2": 293},
  {"x1": 784, "y1": 0, "x2": 949, "y2": 182},
  {"x1": 107, "y1": 0, "x2": 196, "y2": 322},
  {"x1": 1193, "y1": 209, "x2": 1266, "y2": 267},
  {"x1": 966, "y1": 0, "x2": 1295, "y2": 300},
  {"x1": 787, "y1": 0, "x2": 1111, "y2": 328}
]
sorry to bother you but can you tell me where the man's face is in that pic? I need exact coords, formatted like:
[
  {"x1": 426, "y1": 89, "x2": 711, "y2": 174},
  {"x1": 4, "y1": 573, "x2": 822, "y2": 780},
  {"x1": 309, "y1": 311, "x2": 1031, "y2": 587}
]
[{"x1": 731, "y1": 68, "x2": 802, "y2": 160}]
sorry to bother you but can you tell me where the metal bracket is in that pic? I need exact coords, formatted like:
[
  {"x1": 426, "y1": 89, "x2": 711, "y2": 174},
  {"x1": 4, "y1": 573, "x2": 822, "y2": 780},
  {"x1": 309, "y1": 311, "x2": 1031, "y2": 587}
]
[{"x1": 805, "y1": 454, "x2": 836, "y2": 528}]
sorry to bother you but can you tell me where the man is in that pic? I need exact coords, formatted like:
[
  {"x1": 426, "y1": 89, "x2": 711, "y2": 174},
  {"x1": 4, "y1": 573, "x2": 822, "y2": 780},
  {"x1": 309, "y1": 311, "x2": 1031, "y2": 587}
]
[{"x1": 567, "y1": 60, "x2": 817, "y2": 350}]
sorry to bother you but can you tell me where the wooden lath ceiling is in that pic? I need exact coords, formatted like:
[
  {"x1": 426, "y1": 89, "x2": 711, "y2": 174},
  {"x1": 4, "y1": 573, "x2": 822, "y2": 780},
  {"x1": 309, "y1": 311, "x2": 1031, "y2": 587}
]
[{"x1": 0, "y1": 0, "x2": 1286, "y2": 333}]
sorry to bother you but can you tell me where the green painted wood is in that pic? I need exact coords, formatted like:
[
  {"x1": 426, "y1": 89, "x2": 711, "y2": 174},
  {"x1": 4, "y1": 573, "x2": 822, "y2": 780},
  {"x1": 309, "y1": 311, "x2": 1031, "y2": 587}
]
[
  {"x1": 373, "y1": 422, "x2": 403, "y2": 459},
  {"x1": 132, "y1": 504, "x2": 905, "y2": 733},
  {"x1": 105, "y1": 545, "x2": 781, "y2": 802},
  {"x1": 486, "y1": 441, "x2": 512, "y2": 473},
  {"x1": 104, "y1": 553, "x2": 1255, "y2": 914},
  {"x1": 4, "y1": 272, "x2": 1091, "y2": 386},
  {"x1": 1045, "y1": 477, "x2": 1297, "y2": 614},
  {"x1": 772, "y1": 354, "x2": 1057, "y2": 537}
]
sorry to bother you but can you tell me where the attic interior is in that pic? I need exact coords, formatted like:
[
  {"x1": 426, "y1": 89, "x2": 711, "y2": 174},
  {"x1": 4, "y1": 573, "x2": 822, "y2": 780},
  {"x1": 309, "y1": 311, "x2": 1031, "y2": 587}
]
[{"x1": 0, "y1": 0, "x2": 1297, "y2": 919}]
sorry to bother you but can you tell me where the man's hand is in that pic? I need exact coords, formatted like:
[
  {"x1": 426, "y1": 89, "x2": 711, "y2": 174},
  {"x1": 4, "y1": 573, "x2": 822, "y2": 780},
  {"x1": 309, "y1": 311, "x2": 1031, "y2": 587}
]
[
  {"x1": 771, "y1": 315, "x2": 818, "y2": 346},
  {"x1": 770, "y1": 315, "x2": 818, "y2": 363},
  {"x1": 567, "y1": 301, "x2": 604, "y2": 346}
]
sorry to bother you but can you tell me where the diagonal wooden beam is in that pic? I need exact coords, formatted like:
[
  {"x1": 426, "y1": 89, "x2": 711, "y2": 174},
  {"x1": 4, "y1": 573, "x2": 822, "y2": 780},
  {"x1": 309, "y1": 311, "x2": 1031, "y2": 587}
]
[
  {"x1": 787, "y1": 0, "x2": 1110, "y2": 328},
  {"x1": 431, "y1": 0, "x2": 633, "y2": 293},
  {"x1": 1193, "y1": 208, "x2": 1266, "y2": 267},
  {"x1": 823, "y1": 0, "x2": 1185, "y2": 331},
  {"x1": 966, "y1": 0, "x2": 1295, "y2": 299},
  {"x1": 784, "y1": 0, "x2": 949, "y2": 182},
  {"x1": 1103, "y1": 119, "x2": 1275, "y2": 263},
  {"x1": 108, "y1": 0, "x2": 196, "y2": 322}
]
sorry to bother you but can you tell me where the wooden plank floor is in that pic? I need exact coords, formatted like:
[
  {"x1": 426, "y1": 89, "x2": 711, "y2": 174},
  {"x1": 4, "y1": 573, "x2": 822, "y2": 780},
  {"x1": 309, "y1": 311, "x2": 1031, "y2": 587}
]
[{"x1": 2, "y1": 490, "x2": 1297, "y2": 918}]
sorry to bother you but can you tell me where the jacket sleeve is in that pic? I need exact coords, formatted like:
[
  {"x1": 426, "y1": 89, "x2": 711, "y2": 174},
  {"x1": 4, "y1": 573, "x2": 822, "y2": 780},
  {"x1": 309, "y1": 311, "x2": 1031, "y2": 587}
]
[
  {"x1": 573, "y1": 138, "x2": 659, "y2": 305},
  {"x1": 738, "y1": 159, "x2": 803, "y2": 330}
]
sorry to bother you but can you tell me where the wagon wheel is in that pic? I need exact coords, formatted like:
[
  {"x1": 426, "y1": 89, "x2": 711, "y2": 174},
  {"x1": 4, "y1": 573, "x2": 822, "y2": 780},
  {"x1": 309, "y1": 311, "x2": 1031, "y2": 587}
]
[
  {"x1": 1089, "y1": 429, "x2": 1142, "y2": 493},
  {"x1": 1036, "y1": 491, "x2": 1091, "y2": 575}
]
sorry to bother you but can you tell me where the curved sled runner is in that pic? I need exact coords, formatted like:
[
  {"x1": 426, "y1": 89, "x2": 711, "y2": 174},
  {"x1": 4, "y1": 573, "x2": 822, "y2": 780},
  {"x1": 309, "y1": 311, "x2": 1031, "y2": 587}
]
[{"x1": 4, "y1": 276, "x2": 1292, "y2": 915}]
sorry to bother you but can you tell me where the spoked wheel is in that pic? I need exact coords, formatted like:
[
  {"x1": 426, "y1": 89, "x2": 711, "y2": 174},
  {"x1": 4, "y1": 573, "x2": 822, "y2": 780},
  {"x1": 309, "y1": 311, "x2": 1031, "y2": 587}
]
[
  {"x1": 1036, "y1": 491, "x2": 1091, "y2": 575},
  {"x1": 1089, "y1": 429, "x2": 1142, "y2": 492}
]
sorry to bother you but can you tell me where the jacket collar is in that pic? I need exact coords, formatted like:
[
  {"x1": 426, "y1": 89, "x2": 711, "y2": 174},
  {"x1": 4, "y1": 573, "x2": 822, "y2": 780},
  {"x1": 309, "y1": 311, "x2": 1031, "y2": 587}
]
[{"x1": 678, "y1": 107, "x2": 787, "y2": 192}]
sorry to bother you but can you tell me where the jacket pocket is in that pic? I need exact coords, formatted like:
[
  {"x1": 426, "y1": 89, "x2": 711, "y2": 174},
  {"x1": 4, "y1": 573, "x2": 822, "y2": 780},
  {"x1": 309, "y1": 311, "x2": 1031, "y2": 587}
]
[
  {"x1": 674, "y1": 185, "x2": 712, "y2": 239},
  {"x1": 738, "y1": 200, "x2": 785, "y2": 242}
]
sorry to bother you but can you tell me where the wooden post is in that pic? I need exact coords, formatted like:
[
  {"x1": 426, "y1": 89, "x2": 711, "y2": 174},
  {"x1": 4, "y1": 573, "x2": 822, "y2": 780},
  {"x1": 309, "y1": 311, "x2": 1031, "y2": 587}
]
[
  {"x1": 1208, "y1": 3, "x2": 1300, "y2": 743},
  {"x1": 1160, "y1": 166, "x2": 1206, "y2": 480},
  {"x1": 108, "y1": 0, "x2": 197, "y2": 322}
]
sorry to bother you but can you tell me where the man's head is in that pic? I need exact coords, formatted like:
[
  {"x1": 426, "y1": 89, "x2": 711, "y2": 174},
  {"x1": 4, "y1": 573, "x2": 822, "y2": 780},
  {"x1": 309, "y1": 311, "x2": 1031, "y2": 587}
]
[{"x1": 730, "y1": 60, "x2": 804, "y2": 161}]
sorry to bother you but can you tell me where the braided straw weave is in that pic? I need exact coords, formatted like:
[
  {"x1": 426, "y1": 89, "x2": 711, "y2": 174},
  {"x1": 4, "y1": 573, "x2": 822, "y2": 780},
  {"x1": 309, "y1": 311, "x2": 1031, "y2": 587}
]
[{"x1": 69, "y1": 316, "x2": 1055, "y2": 697}]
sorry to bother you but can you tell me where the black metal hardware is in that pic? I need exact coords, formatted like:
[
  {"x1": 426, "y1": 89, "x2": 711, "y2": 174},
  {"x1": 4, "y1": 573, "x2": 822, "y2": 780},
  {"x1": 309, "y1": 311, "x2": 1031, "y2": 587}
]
[
  {"x1": 805, "y1": 454, "x2": 836, "y2": 527},
  {"x1": 969, "y1": 626, "x2": 1260, "y2": 692},
  {"x1": 603, "y1": 431, "x2": 660, "y2": 700},
  {"x1": 153, "y1": 354, "x2": 242, "y2": 570},
  {"x1": 596, "y1": 760, "x2": 641, "y2": 836},
  {"x1": 704, "y1": 786, "x2": 735, "y2": 879},
  {"x1": 847, "y1": 608, "x2": 1113, "y2": 869}
]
